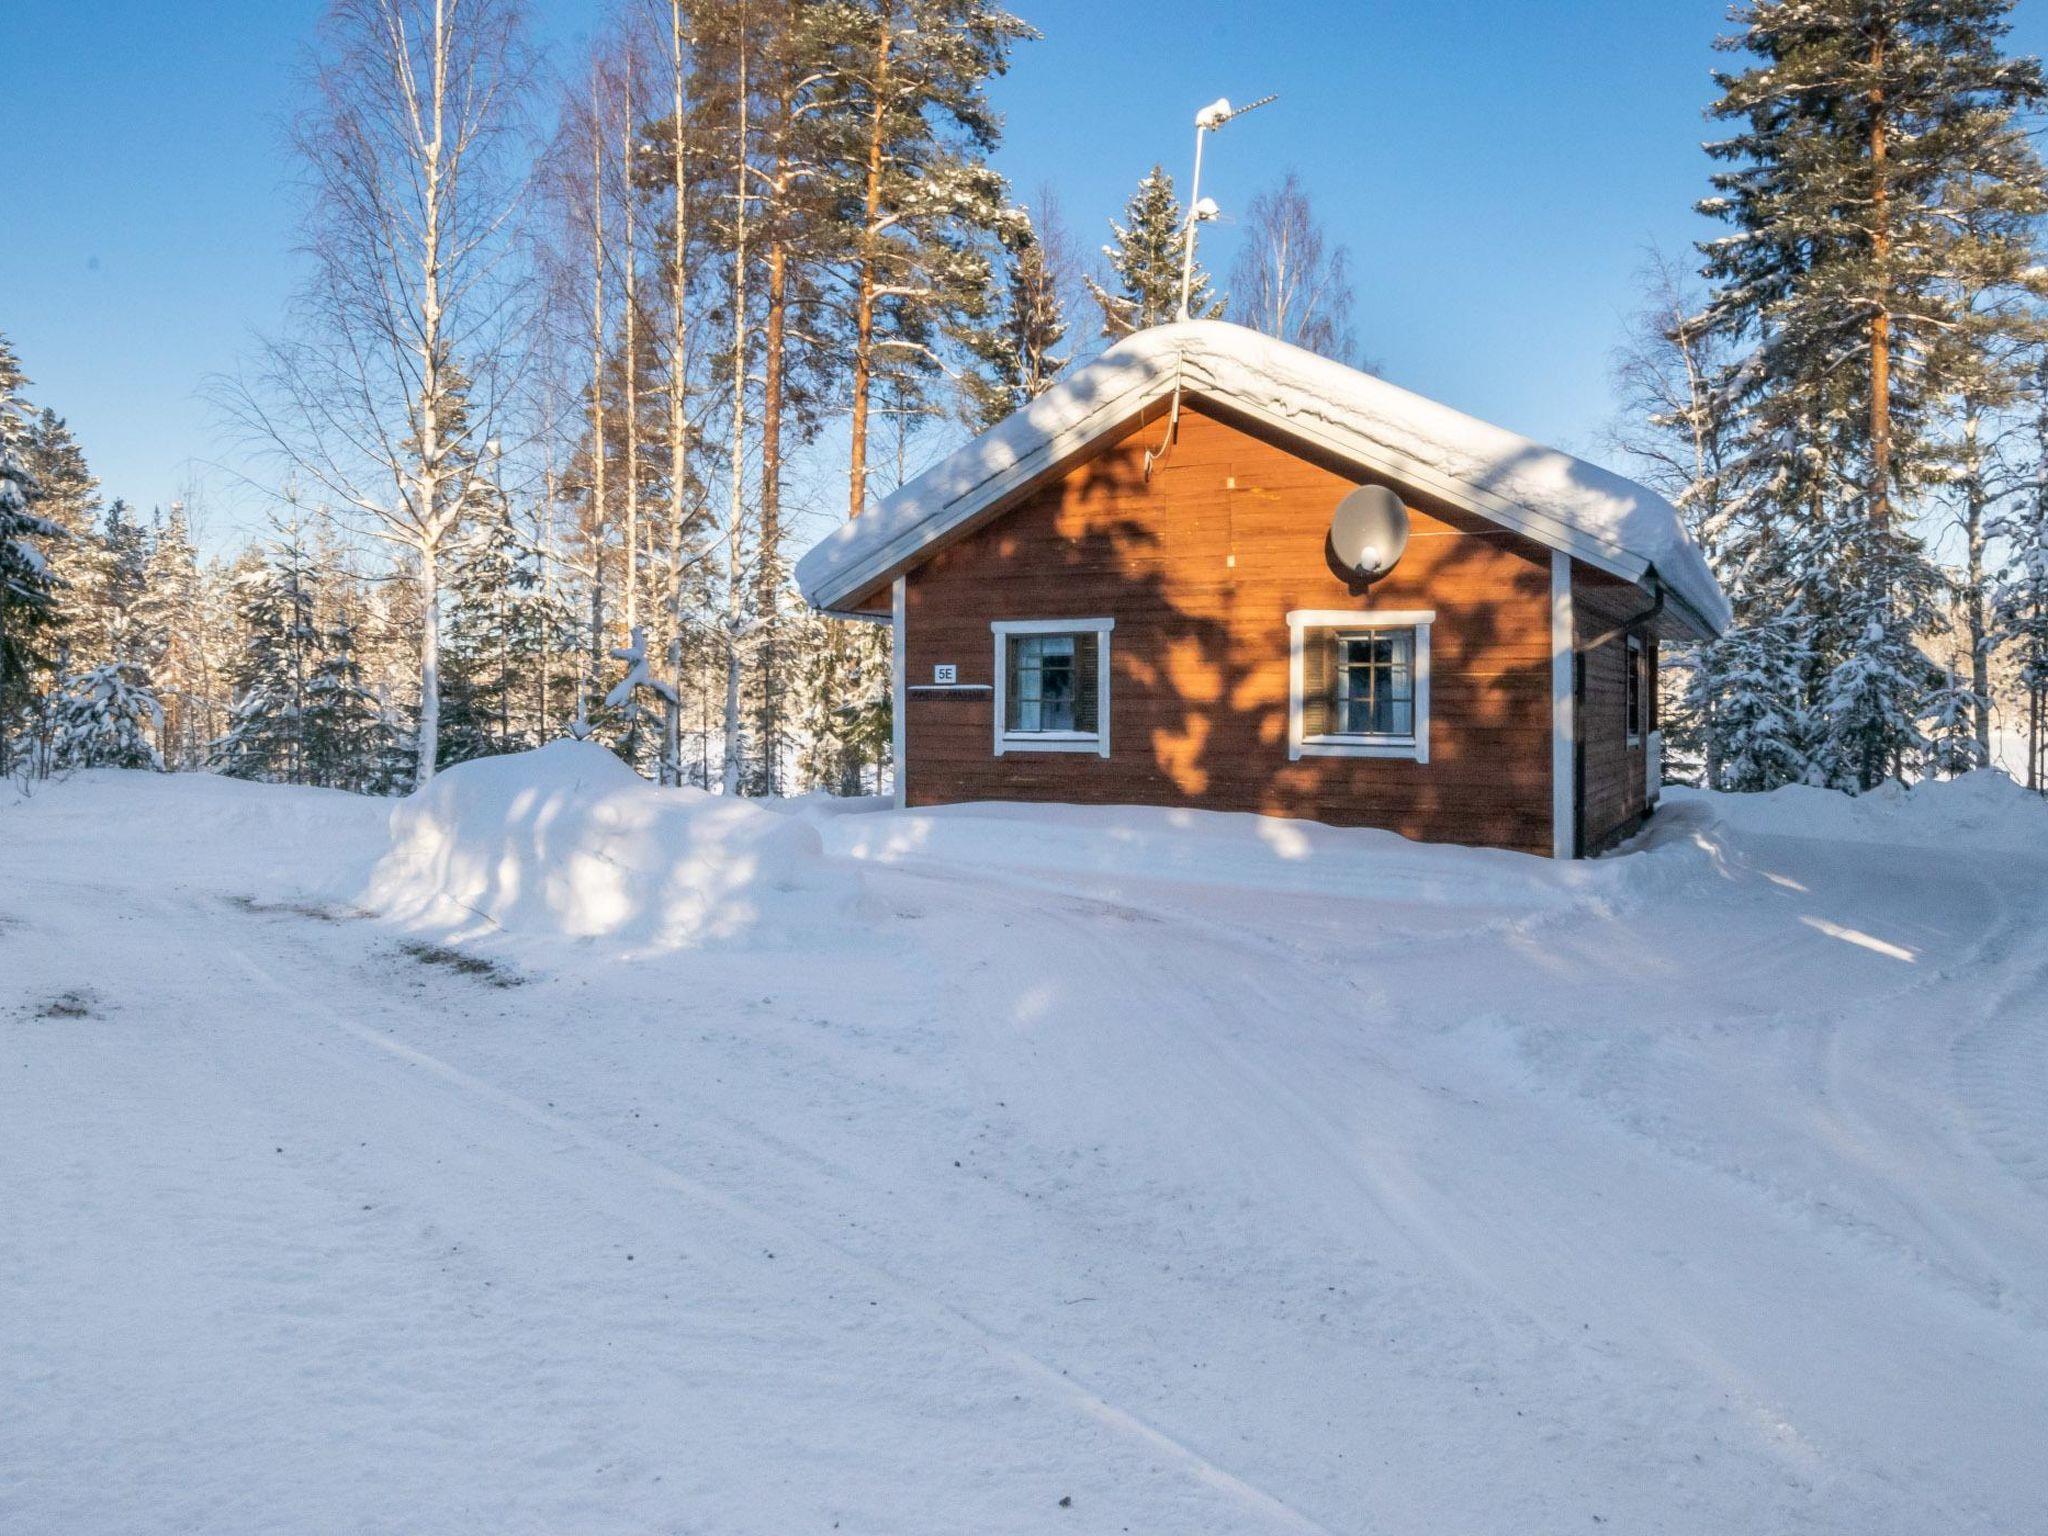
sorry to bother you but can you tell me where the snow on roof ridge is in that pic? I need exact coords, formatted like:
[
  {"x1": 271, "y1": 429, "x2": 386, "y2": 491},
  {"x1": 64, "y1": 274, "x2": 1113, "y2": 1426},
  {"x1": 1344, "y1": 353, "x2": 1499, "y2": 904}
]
[{"x1": 795, "y1": 318, "x2": 1730, "y2": 636}]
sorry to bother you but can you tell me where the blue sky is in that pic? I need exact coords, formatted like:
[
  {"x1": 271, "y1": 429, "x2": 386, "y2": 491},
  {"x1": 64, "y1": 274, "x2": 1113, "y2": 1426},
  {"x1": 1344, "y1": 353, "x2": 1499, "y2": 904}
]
[{"x1": 9, "y1": 0, "x2": 2046, "y2": 550}]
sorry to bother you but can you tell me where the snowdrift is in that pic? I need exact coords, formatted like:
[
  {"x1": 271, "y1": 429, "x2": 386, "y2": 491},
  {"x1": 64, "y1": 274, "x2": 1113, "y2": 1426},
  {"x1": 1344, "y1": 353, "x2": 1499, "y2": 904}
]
[
  {"x1": 818, "y1": 798, "x2": 1594, "y2": 911},
  {"x1": 360, "y1": 742, "x2": 861, "y2": 952},
  {"x1": 1670, "y1": 769, "x2": 2048, "y2": 853}
]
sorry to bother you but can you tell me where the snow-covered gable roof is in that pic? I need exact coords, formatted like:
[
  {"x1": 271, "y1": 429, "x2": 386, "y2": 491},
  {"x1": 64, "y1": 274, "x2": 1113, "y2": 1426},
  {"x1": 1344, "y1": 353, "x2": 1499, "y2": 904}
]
[{"x1": 795, "y1": 320, "x2": 1730, "y2": 639}]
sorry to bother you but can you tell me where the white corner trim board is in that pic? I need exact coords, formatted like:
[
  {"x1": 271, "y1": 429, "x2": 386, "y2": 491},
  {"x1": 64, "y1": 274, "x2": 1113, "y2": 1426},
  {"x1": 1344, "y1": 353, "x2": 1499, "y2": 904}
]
[
  {"x1": 1626, "y1": 632, "x2": 1645, "y2": 746},
  {"x1": 990, "y1": 617, "x2": 1114, "y2": 758},
  {"x1": 1286, "y1": 609, "x2": 1433, "y2": 763},
  {"x1": 1551, "y1": 552, "x2": 1577, "y2": 860},
  {"x1": 891, "y1": 577, "x2": 907, "y2": 809}
]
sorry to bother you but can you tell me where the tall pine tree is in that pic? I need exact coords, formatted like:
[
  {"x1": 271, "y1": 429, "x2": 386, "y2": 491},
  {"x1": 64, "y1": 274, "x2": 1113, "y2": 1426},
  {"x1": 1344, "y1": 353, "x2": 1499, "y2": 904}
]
[{"x1": 1695, "y1": 0, "x2": 2046, "y2": 790}]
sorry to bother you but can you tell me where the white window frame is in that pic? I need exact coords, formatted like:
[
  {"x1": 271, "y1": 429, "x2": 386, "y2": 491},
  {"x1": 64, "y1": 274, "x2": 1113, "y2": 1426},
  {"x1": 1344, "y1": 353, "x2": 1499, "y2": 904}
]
[
  {"x1": 1287, "y1": 609, "x2": 1433, "y2": 763},
  {"x1": 991, "y1": 618, "x2": 1113, "y2": 757},
  {"x1": 1625, "y1": 633, "x2": 1644, "y2": 746}
]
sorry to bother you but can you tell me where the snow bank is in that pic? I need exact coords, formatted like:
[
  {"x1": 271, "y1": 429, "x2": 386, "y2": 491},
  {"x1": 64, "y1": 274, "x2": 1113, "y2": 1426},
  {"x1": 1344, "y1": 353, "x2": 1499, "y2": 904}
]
[
  {"x1": 818, "y1": 799, "x2": 1589, "y2": 911},
  {"x1": 1671, "y1": 770, "x2": 2048, "y2": 853},
  {"x1": 360, "y1": 742, "x2": 861, "y2": 952}
]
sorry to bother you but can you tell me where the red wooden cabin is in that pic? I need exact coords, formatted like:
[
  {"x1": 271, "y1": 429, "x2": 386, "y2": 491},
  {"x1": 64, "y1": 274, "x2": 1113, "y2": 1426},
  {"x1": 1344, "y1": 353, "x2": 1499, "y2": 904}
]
[{"x1": 796, "y1": 322, "x2": 1727, "y2": 857}]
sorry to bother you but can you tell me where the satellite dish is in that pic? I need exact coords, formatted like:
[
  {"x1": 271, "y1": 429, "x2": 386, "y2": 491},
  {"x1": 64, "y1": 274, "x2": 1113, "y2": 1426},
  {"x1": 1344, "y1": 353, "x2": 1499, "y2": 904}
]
[{"x1": 1331, "y1": 485, "x2": 1410, "y2": 578}]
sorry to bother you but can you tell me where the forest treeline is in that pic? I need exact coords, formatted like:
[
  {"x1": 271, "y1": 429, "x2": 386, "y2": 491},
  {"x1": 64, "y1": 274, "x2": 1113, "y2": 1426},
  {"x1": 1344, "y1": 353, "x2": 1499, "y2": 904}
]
[
  {"x1": 0, "y1": 0, "x2": 1360, "y2": 796},
  {"x1": 4, "y1": 0, "x2": 2048, "y2": 799}
]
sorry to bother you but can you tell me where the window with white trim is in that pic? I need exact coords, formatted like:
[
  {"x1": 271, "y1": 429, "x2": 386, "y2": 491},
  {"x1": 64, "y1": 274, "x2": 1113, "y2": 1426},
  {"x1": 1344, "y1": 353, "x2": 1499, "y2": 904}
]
[
  {"x1": 1625, "y1": 633, "x2": 1644, "y2": 745},
  {"x1": 1287, "y1": 610, "x2": 1432, "y2": 762},
  {"x1": 991, "y1": 618, "x2": 1113, "y2": 757}
]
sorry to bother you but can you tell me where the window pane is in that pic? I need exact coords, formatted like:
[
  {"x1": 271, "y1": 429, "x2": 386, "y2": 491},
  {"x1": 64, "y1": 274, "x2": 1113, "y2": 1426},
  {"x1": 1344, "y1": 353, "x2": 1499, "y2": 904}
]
[
  {"x1": 1007, "y1": 632, "x2": 1087, "y2": 735},
  {"x1": 1332, "y1": 626, "x2": 1416, "y2": 739}
]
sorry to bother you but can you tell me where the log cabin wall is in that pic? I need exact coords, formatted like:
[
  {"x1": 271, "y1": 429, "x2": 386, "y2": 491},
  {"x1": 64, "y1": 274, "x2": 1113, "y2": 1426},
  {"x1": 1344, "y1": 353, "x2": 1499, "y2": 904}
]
[
  {"x1": 1573, "y1": 567, "x2": 1659, "y2": 851},
  {"x1": 896, "y1": 399, "x2": 1560, "y2": 855}
]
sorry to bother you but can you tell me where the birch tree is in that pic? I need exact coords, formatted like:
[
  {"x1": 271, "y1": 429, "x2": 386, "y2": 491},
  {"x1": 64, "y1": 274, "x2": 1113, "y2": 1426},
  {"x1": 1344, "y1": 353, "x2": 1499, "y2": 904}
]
[
  {"x1": 1226, "y1": 172, "x2": 1358, "y2": 364},
  {"x1": 231, "y1": 0, "x2": 536, "y2": 785}
]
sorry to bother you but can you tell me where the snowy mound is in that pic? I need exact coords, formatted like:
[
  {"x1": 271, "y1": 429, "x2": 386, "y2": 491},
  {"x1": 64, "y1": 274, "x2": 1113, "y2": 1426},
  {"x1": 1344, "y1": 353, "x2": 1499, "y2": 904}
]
[
  {"x1": 820, "y1": 799, "x2": 1594, "y2": 912},
  {"x1": 1671, "y1": 770, "x2": 2048, "y2": 853},
  {"x1": 360, "y1": 741, "x2": 861, "y2": 951}
]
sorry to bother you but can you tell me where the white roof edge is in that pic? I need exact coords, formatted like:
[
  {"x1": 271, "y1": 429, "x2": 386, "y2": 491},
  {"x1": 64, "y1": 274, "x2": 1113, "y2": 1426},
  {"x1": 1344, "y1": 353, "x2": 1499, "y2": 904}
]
[{"x1": 796, "y1": 320, "x2": 1730, "y2": 636}]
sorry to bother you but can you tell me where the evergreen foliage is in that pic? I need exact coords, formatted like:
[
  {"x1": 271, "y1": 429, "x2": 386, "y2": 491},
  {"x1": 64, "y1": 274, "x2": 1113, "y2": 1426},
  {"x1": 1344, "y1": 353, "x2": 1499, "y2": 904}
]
[
  {"x1": 1, "y1": 336, "x2": 62, "y2": 775},
  {"x1": 49, "y1": 660, "x2": 163, "y2": 771},
  {"x1": 1086, "y1": 166, "x2": 1222, "y2": 337},
  {"x1": 1686, "y1": 0, "x2": 2046, "y2": 790},
  {"x1": 963, "y1": 205, "x2": 1072, "y2": 429},
  {"x1": 212, "y1": 527, "x2": 323, "y2": 785}
]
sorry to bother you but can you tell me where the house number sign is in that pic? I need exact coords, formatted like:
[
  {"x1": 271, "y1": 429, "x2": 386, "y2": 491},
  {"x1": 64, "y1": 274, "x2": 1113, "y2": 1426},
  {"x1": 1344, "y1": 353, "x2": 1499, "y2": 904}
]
[{"x1": 933, "y1": 664, "x2": 957, "y2": 684}]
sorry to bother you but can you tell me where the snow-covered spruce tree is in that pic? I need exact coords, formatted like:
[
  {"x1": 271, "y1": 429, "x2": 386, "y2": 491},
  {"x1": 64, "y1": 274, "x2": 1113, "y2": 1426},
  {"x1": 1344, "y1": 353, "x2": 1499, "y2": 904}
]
[
  {"x1": 1608, "y1": 252, "x2": 1757, "y2": 786},
  {"x1": 441, "y1": 500, "x2": 550, "y2": 767},
  {"x1": 603, "y1": 625, "x2": 679, "y2": 770},
  {"x1": 0, "y1": 337, "x2": 62, "y2": 777},
  {"x1": 302, "y1": 602, "x2": 386, "y2": 792},
  {"x1": 211, "y1": 524, "x2": 323, "y2": 785},
  {"x1": 1086, "y1": 166, "x2": 1222, "y2": 338},
  {"x1": 1701, "y1": 604, "x2": 1811, "y2": 791},
  {"x1": 363, "y1": 684, "x2": 419, "y2": 797},
  {"x1": 1694, "y1": 0, "x2": 2046, "y2": 790},
  {"x1": 132, "y1": 501, "x2": 213, "y2": 769},
  {"x1": 48, "y1": 660, "x2": 163, "y2": 771},
  {"x1": 23, "y1": 407, "x2": 103, "y2": 671},
  {"x1": 1921, "y1": 657, "x2": 1983, "y2": 778},
  {"x1": 962, "y1": 197, "x2": 1074, "y2": 430},
  {"x1": 792, "y1": 606, "x2": 891, "y2": 794},
  {"x1": 60, "y1": 498, "x2": 154, "y2": 682},
  {"x1": 1990, "y1": 363, "x2": 2048, "y2": 790}
]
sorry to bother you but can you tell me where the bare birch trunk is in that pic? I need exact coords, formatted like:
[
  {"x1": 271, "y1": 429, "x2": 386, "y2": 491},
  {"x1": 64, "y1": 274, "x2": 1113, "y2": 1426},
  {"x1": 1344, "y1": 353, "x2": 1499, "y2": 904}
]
[
  {"x1": 404, "y1": 0, "x2": 456, "y2": 785},
  {"x1": 588, "y1": 71, "x2": 610, "y2": 706},
  {"x1": 721, "y1": 2, "x2": 751, "y2": 796},
  {"x1": 662, "y1": 0, "x2": 691, "y2": 787},
  {"x1": 621, "y1": 55, "x2": 641, "y2": 646},
  {"x1": 1961, "y1": 411, "x2": 1991, "y2": 763},
  {"x1": 417, "y1": 535, "x2": 441, "y2": 782}
]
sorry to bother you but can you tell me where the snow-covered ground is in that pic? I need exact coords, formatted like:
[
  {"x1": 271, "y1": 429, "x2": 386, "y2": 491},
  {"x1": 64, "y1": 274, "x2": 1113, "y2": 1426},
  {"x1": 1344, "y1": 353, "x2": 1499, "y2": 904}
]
[{"x1": 5, "y1": 746, "x2": 2047, "y2": 1535}]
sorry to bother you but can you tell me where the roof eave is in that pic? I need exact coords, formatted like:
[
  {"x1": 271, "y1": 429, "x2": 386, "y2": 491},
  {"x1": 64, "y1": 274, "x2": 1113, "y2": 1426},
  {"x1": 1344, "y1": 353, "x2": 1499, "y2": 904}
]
[
  {"x1": 806, "y1": 376, "x2": 1664, "y2": 613},
  {"x1": 804, "y1": 370, "x2": 1166, "y2": 614}
]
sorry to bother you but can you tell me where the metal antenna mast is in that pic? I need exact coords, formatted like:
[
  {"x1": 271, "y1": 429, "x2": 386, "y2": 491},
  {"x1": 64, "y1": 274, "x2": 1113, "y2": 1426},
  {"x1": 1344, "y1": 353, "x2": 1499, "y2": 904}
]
[{"x1": 1175, "y1": 93, "x2": 1276, "y2": 322}]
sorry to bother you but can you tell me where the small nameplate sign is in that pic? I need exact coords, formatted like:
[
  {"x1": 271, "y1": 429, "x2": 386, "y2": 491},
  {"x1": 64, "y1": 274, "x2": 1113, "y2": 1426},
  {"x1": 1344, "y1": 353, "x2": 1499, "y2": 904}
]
[
  {"x1": 906, "y1": 684, "x2": 992, "y2": 700},
  {"x1": 933, "y1": 664, "x2": 957, "y2": 684}
]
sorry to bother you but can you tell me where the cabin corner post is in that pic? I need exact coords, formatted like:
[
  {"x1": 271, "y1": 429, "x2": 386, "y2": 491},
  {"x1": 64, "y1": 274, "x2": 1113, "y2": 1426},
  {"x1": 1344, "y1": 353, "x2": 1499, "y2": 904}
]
[
  {"x1": 1550, "y1": 550, "x2": 1577, "y2": 860},
  {"x1": 891, "y1": 577, "x2": 908, "y2": 810}
]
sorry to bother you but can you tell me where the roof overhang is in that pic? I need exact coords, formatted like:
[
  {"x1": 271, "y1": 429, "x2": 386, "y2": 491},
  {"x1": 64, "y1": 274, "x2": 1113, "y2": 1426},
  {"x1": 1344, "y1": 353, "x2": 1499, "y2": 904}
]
[{"x1": 798, "y1": 322, "x2": 1730, "y2": 642}]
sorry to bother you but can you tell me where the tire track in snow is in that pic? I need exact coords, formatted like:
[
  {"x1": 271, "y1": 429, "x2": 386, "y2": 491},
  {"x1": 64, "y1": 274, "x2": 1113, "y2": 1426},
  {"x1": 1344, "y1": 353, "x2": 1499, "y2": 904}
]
[
  {"x1": 1948, "y1": 855, "x2": 2048, "y2": 1200},
  {"x1": 215, "y1": 935, "x2": 1344, "y2": 1536}
]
